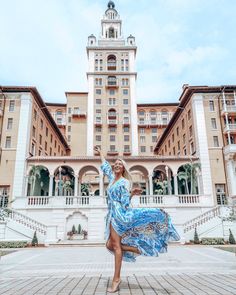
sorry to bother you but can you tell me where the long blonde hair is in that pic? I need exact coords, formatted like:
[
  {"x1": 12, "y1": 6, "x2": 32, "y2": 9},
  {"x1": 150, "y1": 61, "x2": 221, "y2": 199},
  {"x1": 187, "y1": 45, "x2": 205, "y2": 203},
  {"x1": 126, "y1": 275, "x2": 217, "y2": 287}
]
[{"x1": 115, "y1": 158, "x2": 133, "y2": 190}]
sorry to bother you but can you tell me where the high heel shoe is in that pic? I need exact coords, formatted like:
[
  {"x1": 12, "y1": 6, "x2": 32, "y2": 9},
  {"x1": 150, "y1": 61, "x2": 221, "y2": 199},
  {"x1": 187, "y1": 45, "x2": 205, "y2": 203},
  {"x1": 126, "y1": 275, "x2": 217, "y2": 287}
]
[{"x1": 107, "y1": 279, "x2": 121, "y2": 293}]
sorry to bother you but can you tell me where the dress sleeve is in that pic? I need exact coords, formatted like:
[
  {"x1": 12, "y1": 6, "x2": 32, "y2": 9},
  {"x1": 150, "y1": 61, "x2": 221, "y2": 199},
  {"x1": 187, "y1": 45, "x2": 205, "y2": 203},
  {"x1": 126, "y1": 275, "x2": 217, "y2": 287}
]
[
  {"x1": 100, "y1": 160, "x2": 114, "y2": 183},
  {"x1": 120, "y1": 180, "x2": 130, "y2": 209}
]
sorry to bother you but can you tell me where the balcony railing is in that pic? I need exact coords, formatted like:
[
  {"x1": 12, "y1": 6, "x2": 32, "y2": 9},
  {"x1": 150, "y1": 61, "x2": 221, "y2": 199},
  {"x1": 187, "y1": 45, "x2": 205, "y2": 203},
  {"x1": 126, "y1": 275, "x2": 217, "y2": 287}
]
[
  {"x1": 108, "y1": 119, "x2": 117, "y2": 126},
  {"x1": 95, "y1": 118, "x2": 102, "y2": 126},
  {"x1": 224, "y1": 123, "x2": 236, "y2": 133},
  {"x1": 108, "y1": 112, "x2": 117, "y2": 118},
  {"x1": 72, "y1": 110, "x2": 87, "y2": 118},
  {"x1": 221, "y1": 105, "x2": 236, "y2": 115},
  {"x1": 13, "y1": 194, "x2": 213, "y2": 209}
]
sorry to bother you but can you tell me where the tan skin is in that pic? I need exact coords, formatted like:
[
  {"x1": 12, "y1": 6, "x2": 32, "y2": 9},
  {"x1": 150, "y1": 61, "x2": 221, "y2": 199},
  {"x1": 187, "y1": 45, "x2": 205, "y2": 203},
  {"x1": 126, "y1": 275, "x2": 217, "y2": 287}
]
[{"x1": 94, "y1": 146, "x2": 142, "y2": 292}]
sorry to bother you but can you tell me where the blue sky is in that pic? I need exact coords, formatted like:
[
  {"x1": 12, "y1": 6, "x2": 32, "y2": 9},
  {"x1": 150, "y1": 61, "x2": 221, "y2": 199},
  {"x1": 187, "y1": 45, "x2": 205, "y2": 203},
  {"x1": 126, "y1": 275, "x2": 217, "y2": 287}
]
[{"x1": 0, "y1": 0, "x2": 235, "y2": 103}]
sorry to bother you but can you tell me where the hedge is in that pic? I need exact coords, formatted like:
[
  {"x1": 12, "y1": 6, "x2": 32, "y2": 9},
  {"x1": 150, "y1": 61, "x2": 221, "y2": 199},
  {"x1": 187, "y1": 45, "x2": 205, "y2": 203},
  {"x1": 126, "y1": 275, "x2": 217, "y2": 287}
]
[
  {"x1": 0, "y1": 241, "x2": 28, "y2": 248},
  {"x1": 201, "y1": 238, "x2": 225, "y2": 245}
]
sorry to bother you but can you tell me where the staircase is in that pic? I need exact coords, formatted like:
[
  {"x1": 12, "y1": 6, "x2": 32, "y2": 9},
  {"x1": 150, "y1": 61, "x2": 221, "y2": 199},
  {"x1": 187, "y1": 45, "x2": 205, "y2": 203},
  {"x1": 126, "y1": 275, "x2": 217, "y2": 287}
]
[
  {"x1": 183, "y1": 206, "x2": 236, "y2": 241},
  {"x1": 1, "y1": 208, "x2": 47, "y2": 242}
]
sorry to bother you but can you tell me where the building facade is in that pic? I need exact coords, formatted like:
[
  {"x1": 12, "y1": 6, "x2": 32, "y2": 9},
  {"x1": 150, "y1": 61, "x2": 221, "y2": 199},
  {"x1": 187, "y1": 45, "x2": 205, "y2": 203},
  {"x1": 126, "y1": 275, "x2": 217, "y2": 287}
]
[{"x1": 0, "y1": 2, "x2": 235, "y2": 244}]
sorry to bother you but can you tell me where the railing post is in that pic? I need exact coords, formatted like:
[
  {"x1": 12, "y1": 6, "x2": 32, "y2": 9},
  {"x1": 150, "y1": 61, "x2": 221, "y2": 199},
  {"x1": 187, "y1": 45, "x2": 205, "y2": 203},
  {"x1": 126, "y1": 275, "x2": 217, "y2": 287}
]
[{"x1": 74, "y1": 176, "x2": 78, "y2": 197}]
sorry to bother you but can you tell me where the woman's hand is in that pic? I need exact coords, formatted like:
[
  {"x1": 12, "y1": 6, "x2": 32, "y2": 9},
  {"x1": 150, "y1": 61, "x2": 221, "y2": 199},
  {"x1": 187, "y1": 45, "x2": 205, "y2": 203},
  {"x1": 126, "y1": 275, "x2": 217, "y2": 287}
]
[
  {"x1": 94, "y1": 145, "x2": 101, "y2": 155},
  {"x1": 130, "y1": 187, "x2": 143, "y2": 197}
]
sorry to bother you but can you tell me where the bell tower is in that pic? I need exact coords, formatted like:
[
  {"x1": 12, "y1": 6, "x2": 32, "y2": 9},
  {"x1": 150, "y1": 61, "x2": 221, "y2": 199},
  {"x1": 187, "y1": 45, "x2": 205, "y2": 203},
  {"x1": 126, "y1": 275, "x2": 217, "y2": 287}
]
[{"x1": 86, "y1": 1, "x2": 139, "y2": 157}]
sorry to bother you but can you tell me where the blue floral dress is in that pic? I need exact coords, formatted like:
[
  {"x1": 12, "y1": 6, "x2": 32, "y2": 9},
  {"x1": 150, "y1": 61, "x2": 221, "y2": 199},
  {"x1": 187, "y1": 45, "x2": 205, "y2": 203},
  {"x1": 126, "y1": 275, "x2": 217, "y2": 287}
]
[{"x1": 101, "y1": 160, "x2": 180, "y2": 262}]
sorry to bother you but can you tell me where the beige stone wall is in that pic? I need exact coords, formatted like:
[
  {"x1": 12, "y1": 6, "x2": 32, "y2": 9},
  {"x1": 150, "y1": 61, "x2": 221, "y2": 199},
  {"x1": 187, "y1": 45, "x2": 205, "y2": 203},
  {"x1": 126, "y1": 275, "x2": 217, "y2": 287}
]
[
  {"x1": 46, "y1": 104, "x2": 67, "y2": 137},
  {"x1": 66, "y1": 92, "x2": 88, "y2": 156}
]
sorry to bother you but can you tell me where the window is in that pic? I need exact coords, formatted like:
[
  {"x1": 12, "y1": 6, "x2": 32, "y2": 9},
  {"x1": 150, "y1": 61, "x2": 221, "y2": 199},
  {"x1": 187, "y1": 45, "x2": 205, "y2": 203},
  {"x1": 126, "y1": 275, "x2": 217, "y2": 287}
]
[
  {"x1": 124, "y1": 145, "x2": 130, "y2": 152},
  {"x1": 110, "y1": 145, "x2": 116, "y2": 152},
  {"x1": 138, "y1": 111, "x2": 145, "y2": 116},
  {"x1": 213, "y1": 136, "x2": 219, "y2": 147},
  {"x1": 96, "y1": 135, "x2": 101, "y2": 142},
  {"x1": 5, "y1": 136, "x2": 11, "y2": 148},
  {"x1": 96, "y1": 127, "x2": 102, "y2": 132},
  {"x1": 108, "y1": 76, "x2": 117, "y2": 86},
  {"x1": 68, "y1": 135, "x2": 71, "y2": 142},
  {"x1": 182, "y1": 118, "x2": 185, "y2": 129},
  {"x1": 141, "y1": 146, "x2": 146, "y2": 153},
  {"x1": 109, "y1": 89, "x2": 115, "y2": 95},
  {"x1": 96, "y1": 109, "x2": 101, "y2": 114},
  {"x1": 31, "y1": 143, "x2": 35, "y2": 155},
  {"x1": 124, "y1": 135, "x2": 129, "y2": 142},
  {"x1": 123, "y1": 99, "x2": 128, "y2": 105},
  {"x1": 39, "y1": 134, "x2": 42, "y2": 145},
  {"x1": 54, "y1": 140, "x2": 57, "y2": 148},
  {"x1": 68, "y1": 117, "x2": 71, "y2": 123},
  {"x1": 57, "y1": 118, "x2": 62, "y2": 125},
  {"x1": 122, "y1": 79, "x2": 129, "y2": 86},
  {"x1": 216, "y1": 184, "x2": 226, "y2": 205},
  {"x1": 110, "y1": 135, "x2": 115, "y2": 142},
  {"x1": 68, "y1": 107, "x2": 71, "y2": 114},
  {"x1": 45, "y1": 142, "x2": 47, "y2": 151},
  {"x1": 32, "y1": 126, "x2": 36, "y2": 138},
  {"x1": 190, "y1": 142, "x2": 195, "y2": 154},
  {"x1": 39, "y1": 149, "x2": 42, "y2": 156},
  {"x1": 68, "y1": 126, "x2": 71, "y2": 132},
  {"x1": 150, "y1": 146, "x2": 153, "y2": 152},
  {"x1": 173, "y1": 147, "x2": 176, "y2": 155},
  {"x1": 176, "y1": 127, "x2": 179, "y2": 136},
  {"x1": 7, "y1": 118, "x2": 13, "y2": 130},
  {"x1": 165, "y1": 145, "x2": 167, "y2": 152},
  {"x1": 183, "y1": 134, "x2": 186, "y2": 144},
  {"x1": 96, "y1": 99, "x2": 101, "y2": 105},
  {"x1": 109, "y1": 98, "x2": 116, "y2": 106},
  {"x1": 168, "y1": 140, "x2": 170, "y2": 148},
  {"x1": 152, "y1": 128, "x2": 157, "y2": 133},
  {"x1": 152, "y1": 136, "x2": 157, "y2": 143},
  {"x1": 40, "y1": 119, "x2": 43, "y2": 129},
  {"x1": 9, "y1": 100, "x2": 15, "y2": 112},
  {"x1": 123, "y1": 89, "x2": 128, "y2": 95},
  {"x1": 189, "y1": 125, "x2": 193, "y2": 137},
  {"x1": 211, "y1": 118, "x2": 217, "y2": 129},
  {"x1": 50, "y1": 147, "x2": 52, "y2": 155},
  {"x1": 109, "y1": 127, "x2": 116, "y2": 133},
  {"x1": 96, "y1": 89, "x2": 101, "y2": 95},
  {"x1": 34, "y1": 109, "x2": 37, "y2": 120},
  {"x1": 123, "y1": 126, "x2": 129, "y2": 132},
  {"x1": 123, "y1": 109, "x2": 129, "y2": 114},
  {"x1": 95, "y1": 78, "x2": 102, "y2": 86},
  {"x1": 183, "y1": 148, "x2": 187, "y2": 155},
  {"x1": 172, "y1": 134, "x2": 174, "y2": 142},
  {"x1": 140, "y1": 136, "x2": 145, "y2": 143},
  {"x1": 50, "y1": 134, "x2": 53, "y2": 143},
  {"x1": 177, "y1": 141, "x2": 180, "y2": 150},
  {"x1": 139, "y1": 128, "x2": 145, "y2": 134},
  {"x1": 46, "y1": 127, "x2": 48, "y2": 136},
  {"x1": 209, "y1": 100, "x2": 215, "y2": 111},
  {"x1": 188, "y1": 110, "x2": 191, "y2": 120}
]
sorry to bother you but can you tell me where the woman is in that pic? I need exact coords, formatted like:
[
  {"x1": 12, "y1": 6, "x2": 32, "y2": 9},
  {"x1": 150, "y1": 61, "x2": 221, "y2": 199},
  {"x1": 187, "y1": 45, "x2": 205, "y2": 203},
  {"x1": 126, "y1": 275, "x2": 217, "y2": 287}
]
[{"x1": 94, "y1": 146, "x2": 180, "y2": 293}]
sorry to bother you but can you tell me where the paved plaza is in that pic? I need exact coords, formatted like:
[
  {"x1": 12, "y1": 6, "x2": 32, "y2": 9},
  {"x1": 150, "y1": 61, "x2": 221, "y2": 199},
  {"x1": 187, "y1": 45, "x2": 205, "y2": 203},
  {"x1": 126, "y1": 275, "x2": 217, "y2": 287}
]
[{"x1": 0, "y1": 245, "x2": 236, "y2": 294}]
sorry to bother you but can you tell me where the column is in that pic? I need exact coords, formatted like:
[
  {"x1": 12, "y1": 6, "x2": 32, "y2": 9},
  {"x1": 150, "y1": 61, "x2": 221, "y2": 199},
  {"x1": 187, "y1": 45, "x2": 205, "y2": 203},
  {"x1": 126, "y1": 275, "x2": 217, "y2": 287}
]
[
  {"x1": 49, "y1": 175, "x2": 54, "y2": 197},
  {"x1": 145, "y1": 180, "x2": 149, "y2": 195},
  {"x1": 78, "y1": 181, "x2": 81, "y2": 196},
  {"x1": 149, "y1": 174, "x2": 153, "y2": 195},
  {"x1": 223, "y1": 90, "x2": 226, "y2": 111},
  {"x1": 24, "y1": 175, "x2": 29, "y2": 197},
  {"x1": 226, "y1": 156, "x2": 236, "y2": 198},
  {"x1": 99, "y1": 173, "x2": 104, "y2": 196},
  {"x1": 225, "y1": 113, "x2": 231, "y2": 143},
  {"x1": 74, "y1": 176, "x2": 78, "y2": 197},
  {"x1": 174, "y1": 174, "x2": 178, "y2": 195}
]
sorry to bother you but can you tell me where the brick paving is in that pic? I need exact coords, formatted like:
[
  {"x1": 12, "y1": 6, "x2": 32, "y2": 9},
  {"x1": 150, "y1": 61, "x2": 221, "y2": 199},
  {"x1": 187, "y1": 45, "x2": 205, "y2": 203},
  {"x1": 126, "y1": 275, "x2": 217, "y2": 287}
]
[{"x1": 0, "y1": 245, "x2": 236, "y2": 294}]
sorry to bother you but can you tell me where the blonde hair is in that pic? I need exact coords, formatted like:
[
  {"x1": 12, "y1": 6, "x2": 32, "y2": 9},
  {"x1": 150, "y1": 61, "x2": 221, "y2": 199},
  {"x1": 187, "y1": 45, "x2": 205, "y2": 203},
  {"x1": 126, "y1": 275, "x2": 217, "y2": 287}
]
[{"x1": 115, "y1": 158, "x2": 133, "y2": 190}]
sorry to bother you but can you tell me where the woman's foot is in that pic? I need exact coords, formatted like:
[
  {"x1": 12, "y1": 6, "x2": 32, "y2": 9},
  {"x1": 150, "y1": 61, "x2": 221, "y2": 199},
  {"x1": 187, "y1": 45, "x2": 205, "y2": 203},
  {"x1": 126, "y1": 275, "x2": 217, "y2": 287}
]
[{"x1": 107, "y1": 279, "x2": 121, "y2": 293}]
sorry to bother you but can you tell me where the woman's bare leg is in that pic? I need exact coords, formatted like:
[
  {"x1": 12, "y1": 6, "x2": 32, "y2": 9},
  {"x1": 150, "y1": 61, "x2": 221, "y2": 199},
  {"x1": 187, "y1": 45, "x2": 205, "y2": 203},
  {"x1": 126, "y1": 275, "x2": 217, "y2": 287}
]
[
  {"x1": 108, "y1": 224, "x2": 122, "y2": 291},
  {"x1": 121, "y1": 244, "x2": 140, "y2": 254}
]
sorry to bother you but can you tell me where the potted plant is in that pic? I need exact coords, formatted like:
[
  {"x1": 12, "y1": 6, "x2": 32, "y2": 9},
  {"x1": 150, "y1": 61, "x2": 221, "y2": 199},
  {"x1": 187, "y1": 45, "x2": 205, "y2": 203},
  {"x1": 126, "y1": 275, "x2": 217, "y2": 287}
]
[
  {"x1": 72, "y1": 224, "x2": 84, "y2": 240},
  {"x1": 82, "y1": 230, "x2": 88, "y2": 240}
]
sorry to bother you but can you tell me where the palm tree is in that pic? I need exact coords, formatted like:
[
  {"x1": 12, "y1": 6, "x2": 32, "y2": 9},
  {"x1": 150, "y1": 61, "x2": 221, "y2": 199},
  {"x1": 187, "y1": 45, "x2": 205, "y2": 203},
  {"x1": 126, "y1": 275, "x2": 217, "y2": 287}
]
[
  {"x1": 177, "y1": 169, "x2": 189, "y2": 195},
  {"x1": 29, "y1": 166, "x2": 41, "y2": 196}
]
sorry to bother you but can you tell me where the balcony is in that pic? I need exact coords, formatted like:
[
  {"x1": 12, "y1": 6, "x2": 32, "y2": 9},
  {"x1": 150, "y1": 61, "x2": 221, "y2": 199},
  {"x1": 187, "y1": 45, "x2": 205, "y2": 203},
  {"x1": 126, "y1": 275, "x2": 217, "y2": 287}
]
[
  {"x1": 106, "y1": 77, "x2": 119, "y2": 89},
  {"x1": 107, "y1": 150, "x2": 118, "y2": 156},
  {"x1": 95, "y1": 117, "x2": 102, "y2": 127},
  {"x1": 108, "y1": 111, "x2": 117, "y2": 119},
  {"x1": 123, "y1": 149, "x2": 131, "y2": 156},
  {"x1": 123, "y1": 117, "x2": 130, "y2": 126},
  {"x1": 149, "y1": 119, "x2": 158, "y2": 127},
  {"x1": 224, "y1": 123, "x2": 236, "y2": 133},
  {"x1": 107, "y1": 62, "x2": 117, "y2": 71},
  {"x1": 72, "y1": 110, "x2": 87, "y2": 118},
  {"x1": 138, "y1": 120, "x2": 148, "y2": 127},
  {"x1": 224, "y1": 144, "x2": 236, "y2": 155},
  {"x1": 108, "y1": 119, "x2": 117, "y2": 126},
  {"x1": 221, "y1": 105, "x2": 236, "y2": 115}
]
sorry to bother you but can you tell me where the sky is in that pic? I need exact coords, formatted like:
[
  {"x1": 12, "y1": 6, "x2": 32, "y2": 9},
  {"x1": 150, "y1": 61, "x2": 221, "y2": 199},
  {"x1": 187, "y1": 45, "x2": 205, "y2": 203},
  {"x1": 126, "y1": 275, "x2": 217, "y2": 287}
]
[{"x1": 0, "y1": 0, "x2": 235, "y2": 103}]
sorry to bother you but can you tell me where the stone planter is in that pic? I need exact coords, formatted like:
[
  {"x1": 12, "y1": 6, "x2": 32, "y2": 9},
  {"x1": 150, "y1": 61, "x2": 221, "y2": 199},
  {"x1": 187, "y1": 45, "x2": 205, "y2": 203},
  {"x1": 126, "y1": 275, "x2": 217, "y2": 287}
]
[{"x1": 72, "y1": 234, "x2": 84, "y2": 240}]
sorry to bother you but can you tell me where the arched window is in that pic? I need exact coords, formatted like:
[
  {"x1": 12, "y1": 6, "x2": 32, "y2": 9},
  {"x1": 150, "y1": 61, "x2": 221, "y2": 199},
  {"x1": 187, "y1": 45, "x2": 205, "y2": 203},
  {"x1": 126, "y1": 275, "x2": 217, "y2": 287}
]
[
  {"x1": 109, "y1": 27, "x2": 115, "y2": 38},
  {"x1": 107, "y1": 55, "x2": 116, "y2": 71},
  {"x1": 108, "y1": 76, "x2": 117, "y2": 86}
]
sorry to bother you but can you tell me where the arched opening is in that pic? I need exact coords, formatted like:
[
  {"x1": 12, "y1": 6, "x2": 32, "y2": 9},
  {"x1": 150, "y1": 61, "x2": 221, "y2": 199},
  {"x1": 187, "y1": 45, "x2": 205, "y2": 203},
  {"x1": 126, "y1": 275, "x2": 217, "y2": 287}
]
[
  {"x1": 177, "y1": 162, "x2": 200, "y2": 195},
  {"x1": 53, "y1": 166, "x2": 75, "y2": 196},
  {"x1": 129, "y1": 165, "x2": 149, "y2": 195},
  {"x1": 107, "y1": 55, "x2": 116, "y2": 71},
  {"x1": 108, "y1": 76, "x2": 117, "y2": 86},
  {"x1": 152, "y1": 165, "x2": 174, "y2": 195},
  {"x1": 27, "y1": 165, "x2": 50, "y2": 196},
  {"x1": 108, "y1": 27, "x2": 115, "y2": 38},
  {"x1": 79, "y1": 166, "x2": 100, "y2": 196},
  {"x1": 66, "y1": 211, "x2": 88, "y2": 240}
]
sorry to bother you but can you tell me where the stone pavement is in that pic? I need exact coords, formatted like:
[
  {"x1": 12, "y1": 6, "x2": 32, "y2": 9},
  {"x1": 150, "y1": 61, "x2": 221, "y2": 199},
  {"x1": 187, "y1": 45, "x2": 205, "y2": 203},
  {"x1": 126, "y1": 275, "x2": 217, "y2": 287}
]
[{"x1": 0, "y1": 245, "x2": 236, "y2": 294}]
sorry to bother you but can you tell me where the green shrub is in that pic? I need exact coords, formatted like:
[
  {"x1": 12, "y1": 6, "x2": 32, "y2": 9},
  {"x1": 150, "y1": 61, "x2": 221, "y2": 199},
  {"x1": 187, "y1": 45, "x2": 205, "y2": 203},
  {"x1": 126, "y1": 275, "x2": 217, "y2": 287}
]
[
  {"x1": 201, "y1": 237, "x2": 225, "y2": 245},
  {"x1": 72, "y1": 225, "x2": 76, "y2": 234},
  {"x1": 0, "y1": 241, "x2": 28, "y2": 248},
  {"x1": 31, "y1": 231, "x2": 38, "y2": 246},
  {"x1": 78, "y1": 224, "x2": 82, "y2": 234},
  {"x1": 193, "y1": 228, "x2": 200, "y2": 244},
  {"x1": 229, "y1": 229, "x2": 236, "y2": 244}
]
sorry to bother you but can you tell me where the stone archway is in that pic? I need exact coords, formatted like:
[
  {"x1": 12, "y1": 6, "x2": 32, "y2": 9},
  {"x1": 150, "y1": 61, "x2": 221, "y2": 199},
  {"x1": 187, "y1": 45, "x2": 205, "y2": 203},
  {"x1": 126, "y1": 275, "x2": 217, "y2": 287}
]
[
  {"x1": 27, "y1": 165, "x2": 50, "y2": 196},
  {"x1": 129, "y1": 165, "x2": 149, "y2": 195},
  {"x1": 53, "y1": 166, "x2": 75, "y2": 196},
  {"x1": 152, "y1": 165, "x2": 174, "y2": 195},
  {"x1": 79, "y1": 166, "x2": 100, "y2": 196},
  {"x1": 177, "y1": 162, "x2": 200, "y2": 195},
  {"x1": 65, "y1": 211, "x2": 88, "y2": 240}
]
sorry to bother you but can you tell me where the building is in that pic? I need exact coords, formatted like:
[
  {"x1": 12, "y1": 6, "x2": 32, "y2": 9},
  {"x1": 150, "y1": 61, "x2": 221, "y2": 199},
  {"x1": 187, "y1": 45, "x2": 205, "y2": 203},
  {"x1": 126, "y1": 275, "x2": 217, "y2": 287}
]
[{"x1": 0, "y1": 2, "x2": 235, "y2": 244}]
